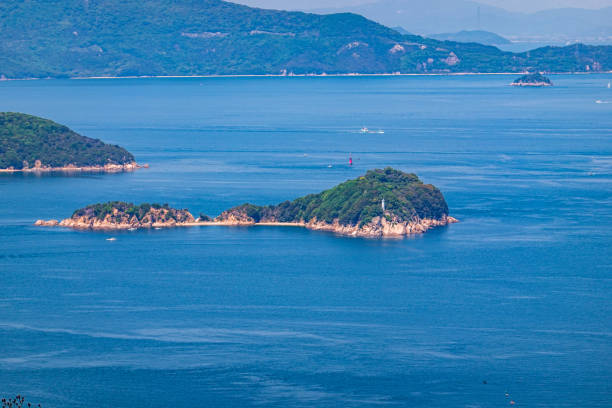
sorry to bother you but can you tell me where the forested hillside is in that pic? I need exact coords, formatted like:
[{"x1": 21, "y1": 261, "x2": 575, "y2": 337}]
[{"x1": 0, "y1": 0, "x2": 610, "y2": 78}]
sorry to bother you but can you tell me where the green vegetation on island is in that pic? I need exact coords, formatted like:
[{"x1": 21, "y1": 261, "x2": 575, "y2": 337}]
[
  {"x1": 0, "y1": 112, "x2": 135, "y2": 170},
  {"x1": 70, "y1": 201, "x2": 195, "y2": 225},
  {"x1": 38, "y1": 168, "x2": 455, "y2": 237},
  {"x1": 0, "y1": 0, "x2": 610, "y2": 78},
  {"x1": 74, "y1": 202, "x2": 181, "y2": 220},
  {"x1": 218, "y1": 168, "x2": 449, "y2": 227},
  {"x1": 511, "y1": 73, "x2": 553, "y2": 86}
]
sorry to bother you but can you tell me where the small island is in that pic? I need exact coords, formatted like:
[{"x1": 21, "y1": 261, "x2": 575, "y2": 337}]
[
  {"x1": 511, "y1": 73, "x2": 553, "y2": 87},
  {"x1": 35, "y1": 168, "x2": 458, "y2": 238},
  {"x1": 0, "y1": 112, "x2": 142, "y2": 172},
  {"x1": 36, "y1": 202, "x2": 196, "y2": 229}
]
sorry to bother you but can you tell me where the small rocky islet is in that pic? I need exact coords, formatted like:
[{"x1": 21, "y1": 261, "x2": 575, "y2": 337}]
[
  {"x1": 0, "y1": 112, "x2": 142, "y2": 172},
  {"x1": 511, "y1": 73, "x2": 553, "y2": 87},
  {"x1": 36, "y1": 168, "x2": 458, "y2": 238}
]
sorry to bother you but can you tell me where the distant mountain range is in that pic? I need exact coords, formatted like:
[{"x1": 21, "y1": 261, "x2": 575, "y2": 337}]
[
  {"x1": 314, "y1": 0, "x2": 612, "y2": 45},
  {"x1": 0, "y1": 0, "x2": 611, "y2": 79}
]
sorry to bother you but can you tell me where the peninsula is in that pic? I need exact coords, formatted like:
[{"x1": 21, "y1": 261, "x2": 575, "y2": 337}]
[
  {"x1": 0, "y1": 112, "x2": 141, "y2": 172},
  {"x1": 511, "y1": 73, "x2": 553, "y2": 87},
  {"x1": 35, "y1": 168, "x2": 458, "y2": 238}
]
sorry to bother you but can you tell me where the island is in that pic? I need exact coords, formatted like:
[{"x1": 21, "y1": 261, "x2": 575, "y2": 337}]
[
  {"x1": 430, "y1": 30, "x2": 510, "y2": 46},
  {"x1": 35, "y1": 168, "x2": 458, "y2": 238},
  {"x1": 511, "y1": 73, "x2": 553, "y2": 87},
  {"x1": 35, "y1": 202, "x2": 196, "y2": 229},
  {"x1": 0, "y1": 112, "x2": 142, "y2": 172}
]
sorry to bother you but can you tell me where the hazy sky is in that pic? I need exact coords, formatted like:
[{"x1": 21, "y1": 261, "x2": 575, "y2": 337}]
[{"x1": 234, "y1": 0, "x2": 612, "y2": 13}]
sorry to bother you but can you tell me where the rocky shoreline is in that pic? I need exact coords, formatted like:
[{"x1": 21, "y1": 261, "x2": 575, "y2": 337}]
[
  {"x1": 35, "y1": 213, "x2": 458, "y2": 238},
  {"x1": 510, "y1": 81, "x2": 552, "y2": 87},
  {"x1": 212, "y1": 207, "x2": 459, "y2": 238},
  {"x1": 1, "y1": 162, "x2": 146, "y2": 173},
  {"x1": 303, "y1": 215, "x2": 458, "y2": 238},
  {"x1": 228, "y1": 216, "x2": 459, "y2": 238}
]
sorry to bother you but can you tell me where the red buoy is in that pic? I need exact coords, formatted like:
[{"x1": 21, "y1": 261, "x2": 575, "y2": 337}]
[{"x1": 349, "y1": 155, "x2": 353, "y2": 166}]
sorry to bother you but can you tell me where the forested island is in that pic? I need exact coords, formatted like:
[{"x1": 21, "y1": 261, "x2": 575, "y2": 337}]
[
  {"x1": 0, "y1": 112, "x2": 140, "y2": 172},
  {"x1": 0, "y1": 0, "x2": 610, "y2": 78},
  {"x1": 35, "y1": 168, "x2": 458, "y2": 238},
  {"x1": 511, "y1": 73, "x2": 553, "y2": 87}
]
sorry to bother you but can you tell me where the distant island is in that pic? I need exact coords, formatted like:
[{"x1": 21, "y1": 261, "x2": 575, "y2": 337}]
[
  {"x1": 0, "y1": 112, "x2": 141, "y2": 172},
  {"x1": 511, "y1": 73, "x2": 553, "y2": 87},
  {"x1": 0, "y1": 0, "x2": 610, "y2": 79},
  {"x1": 35, "y1": 168, "x2": 458, "y2": 238},
  {"x1": 430, "y1": 30, "x2": 511, "y2": 46}
]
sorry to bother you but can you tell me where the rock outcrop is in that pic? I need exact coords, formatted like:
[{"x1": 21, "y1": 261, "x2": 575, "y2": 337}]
[
  {"x1": 306, "y1": 215, "x2": 458, "y2": 238},
  {"x1": 34, "y1": 219, "x2": 59, "y2": 227}
]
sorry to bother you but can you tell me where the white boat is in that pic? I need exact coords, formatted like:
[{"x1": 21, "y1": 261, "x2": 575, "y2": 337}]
[
  {"x1": 360, "y1": 127, "x2": 369, "y2": 133},
  {"x1": 376, "y1": 130, "x2": 385, "y2": 134},
  {"x1": 128, "y1": 227, "x2": 137, "y2": 231},
  {"x1": 608, "y1": 81, "x2": 611, "y2": 89},
  {"x1": 106, "y1": 237, "x2": 117, "y2": 241}
]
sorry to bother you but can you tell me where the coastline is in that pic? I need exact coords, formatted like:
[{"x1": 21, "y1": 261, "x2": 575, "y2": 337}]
[
  {"x1": 2, "y1": 71, "x2": 611, "y2": 82},
  {"x1": 510, "y1": 82, "x2": 553, "y2": 87},
  {"x1": 0, "y1": 162, "x2": 146, "y2": 173},
  {"x1": 35, "y1": 216, "x2": 459, "y2": 238}
]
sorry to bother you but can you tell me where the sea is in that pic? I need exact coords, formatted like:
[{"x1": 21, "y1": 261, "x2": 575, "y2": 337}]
[{"x1": 0, "y1": 75, "x2": 611, "y2": 407}]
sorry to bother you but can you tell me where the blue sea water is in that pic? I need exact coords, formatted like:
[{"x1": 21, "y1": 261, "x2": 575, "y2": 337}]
[{"x1": 0, "y1": 75, "x2": 611, "y2": 407}]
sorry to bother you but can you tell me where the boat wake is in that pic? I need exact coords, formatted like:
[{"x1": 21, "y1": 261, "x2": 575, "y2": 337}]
[{"x1": 359, "y1": 127, "x2": 384, "y2": 134}]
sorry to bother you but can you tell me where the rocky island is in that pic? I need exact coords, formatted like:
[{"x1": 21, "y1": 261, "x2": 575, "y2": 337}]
[
  {"x1": 36, "y1": 202, "x2": 196, "y2": 229},
  {"x1": 511, "y1": 73, "x2": 553, "y2": 87},
  {"x1": 35, "y1": 168, "x2": 458, "y2": 238},
  {"x1": 0, "y1": 112, "x2": 142, "y2": 172}
]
